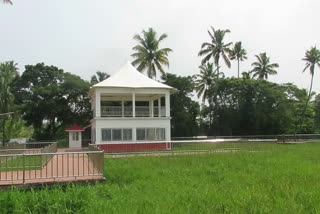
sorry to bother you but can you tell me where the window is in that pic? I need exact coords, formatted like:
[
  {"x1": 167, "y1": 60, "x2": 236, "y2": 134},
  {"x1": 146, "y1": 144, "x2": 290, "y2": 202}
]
[
  {"x1": 101, "y1": 128, "x2": 132, "y2": 141},
  {"x1": 146, "y1": 128, "x2": 155, "y2": 141},
  {"x1": 123, "y1": 129, "x2": 132, "y2": 141},
  {"x1": 156, "y1": 128, "x2": 165, "y2": 141},
  {"x1": 136, "y1": 128, "x2": 166, "y2": 141},
  {"x1": 112, "y1": 129, "x2": 122, "y2": 141},
  {"x1": 136, "y1": 128, "x2": 146, "y2": 140},
  {"x1": 72, "y1": 132, "x2": 79, "y2": 141},
  {"x1": 102, "y1": 129, "x2": 111, "y2": 141}
]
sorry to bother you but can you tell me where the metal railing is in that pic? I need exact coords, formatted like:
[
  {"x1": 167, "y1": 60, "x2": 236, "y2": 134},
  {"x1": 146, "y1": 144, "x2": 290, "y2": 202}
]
[
  {"x1": 101, "y1": 106, "x2": 166, "y2": 117},
  {"x1": 0, "y1": 142, "x2": 56, "y2": 150},
  {"x1": 171, "y1": 134, "x2": 320, "y2": 142},
  {"x1": 0, "y1": 143, "x2": 104, "y2": 184},
  {"x1": 98, "y1": 134, "x2": 320, "y2": 156}
]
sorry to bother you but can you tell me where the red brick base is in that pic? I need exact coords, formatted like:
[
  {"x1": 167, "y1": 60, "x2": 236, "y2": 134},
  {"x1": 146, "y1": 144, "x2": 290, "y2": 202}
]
[{"x1": 98, "y1": 143, "x2": 171, "y2": 153}]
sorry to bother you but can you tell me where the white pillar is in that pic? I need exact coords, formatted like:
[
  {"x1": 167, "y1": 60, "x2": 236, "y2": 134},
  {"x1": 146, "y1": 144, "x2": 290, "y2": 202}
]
[
  {"x1": 121, "y1": 100, "x2": 124, "y2": 117},
  {"x1": 95, "y1": 90, "x2": 101, "y2": 117},
  {"x1": 158, "y1": 98, "x2": 161, "y2": 117},
  {"x1": 165, "y1": 92, "x2": 170, "y2": 117},
  {"x1": 132, "y1": 93, "x2": 136, "y2": 117},
  {"x1": 149, "y1": 100, "x2": 154, "y2": 117}
]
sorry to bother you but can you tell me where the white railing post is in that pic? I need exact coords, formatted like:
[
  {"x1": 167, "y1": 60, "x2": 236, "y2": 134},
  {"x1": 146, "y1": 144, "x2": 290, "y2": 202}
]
[
  {"x1": 165, "y1": 92, "x2": 170, "y2": 117},
  {"x1": 158, "y1": 98, "x2": 161, "y2": 117},
  {"x1": 132, "y1": 93, "x2": 136, "y2": 117},
  {"x1": 95, "y1": 90, "x2": 101, "y2": 117},
  {"x1": 150, "y1": 100, "x2": 154, "y2": 117},
  {"x1": 121, "y1": 100, "x2": 124, "y2": 118}
]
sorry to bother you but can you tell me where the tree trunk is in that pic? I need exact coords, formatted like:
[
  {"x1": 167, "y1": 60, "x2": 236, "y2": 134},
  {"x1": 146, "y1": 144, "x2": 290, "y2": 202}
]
[
  {"x1": 298, "y1": 73, "x2": 314, "y2": 132},
  {"x1": 216, "y1": 56, "x2": 220, "y2": 77},
  {"x1": 237, "y1": 59, "x2": 240, "y2": 78}
]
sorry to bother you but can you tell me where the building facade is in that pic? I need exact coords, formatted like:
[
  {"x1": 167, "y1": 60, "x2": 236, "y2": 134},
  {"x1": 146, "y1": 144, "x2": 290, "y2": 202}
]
[{"x1": 89, "y1": 62, "x2": 175, "y2": 152}]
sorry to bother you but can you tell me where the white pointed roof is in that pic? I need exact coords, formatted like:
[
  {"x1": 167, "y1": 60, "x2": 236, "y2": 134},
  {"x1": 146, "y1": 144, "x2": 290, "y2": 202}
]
[{"x1": 91, "y1": 62, "x2": 174, "y2": 90}]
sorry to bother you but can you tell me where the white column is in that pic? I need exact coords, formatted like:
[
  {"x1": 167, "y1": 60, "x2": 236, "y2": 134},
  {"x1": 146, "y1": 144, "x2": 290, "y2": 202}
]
[
  {"x1": 132, "y1": 92, "x2": 136, "y2": 117},
  {"x1": 165, "y1": 92, "x2": 170, "y2": 117},
  {"x1": 95, "y1": 90, "x2": 101, "y2": 117},
  {"x1": 158, "y1": 98, "x2": 161, "y2": 117},
  {"x1": 149, "y1": 100, "x2": 154, "y2": 117},
  {"x1": 121, "y1": 100, "x2": 124, "y2": 117}
]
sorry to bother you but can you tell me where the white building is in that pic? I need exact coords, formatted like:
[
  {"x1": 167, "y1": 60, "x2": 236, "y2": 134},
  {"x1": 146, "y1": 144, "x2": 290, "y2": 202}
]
[{"x1": 89, "y1": 62, "x2": 176, "y2": 152}]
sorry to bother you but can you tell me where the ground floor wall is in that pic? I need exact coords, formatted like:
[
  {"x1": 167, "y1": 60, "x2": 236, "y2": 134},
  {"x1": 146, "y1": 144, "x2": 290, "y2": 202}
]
[
  {"x1": 98, "y1": 142, "x2": 171, "y2": 153},
  {"x1": 91, "y1": 117, "x2": 171, "y2": 145}
]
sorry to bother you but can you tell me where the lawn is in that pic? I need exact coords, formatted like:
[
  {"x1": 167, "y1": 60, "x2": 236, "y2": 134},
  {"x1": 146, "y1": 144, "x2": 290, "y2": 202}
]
[
  {"x1": 1, "y1": 142, "x2": 320, "y2": 213},
  {"x1": 0, "y1": 155, "x2": 42, "y2": 172}
]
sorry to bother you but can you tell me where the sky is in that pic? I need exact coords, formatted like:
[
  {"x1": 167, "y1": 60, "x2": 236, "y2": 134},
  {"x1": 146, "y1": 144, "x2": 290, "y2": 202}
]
[{"x1": 1, "y1": 0, "x2": 320, "y2": 94}]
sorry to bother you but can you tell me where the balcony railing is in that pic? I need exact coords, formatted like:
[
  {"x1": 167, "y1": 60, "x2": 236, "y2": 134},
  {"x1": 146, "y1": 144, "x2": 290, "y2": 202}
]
[{"x1": 101, "y1": 106, "x2": 166, "y2": 117}]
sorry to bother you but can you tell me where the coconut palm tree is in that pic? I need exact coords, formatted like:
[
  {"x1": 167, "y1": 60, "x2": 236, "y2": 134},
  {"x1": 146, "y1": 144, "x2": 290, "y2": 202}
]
[
  {"x1": 229, "y1": 41, "x2": 247, "y2": 78},
  {"x1": 198, "y1": 27, "x2": 232, "y2": 77},
  {"x1": 131, "y1": 28, "x2": 172, "y2": 79},
  {"x1": 3, "y1": 0, "x2": 12, "y2": 4},
  {"x1": 195, "y1": 63, "x2": 223, "y2": 103},
  {"x1": 241, "y1": 71, "x2": 253, "y2": 79},
  {"x1": 298, "y1": 46, "x2": 320, "y2": 131},
  {"x1": 90, "y1": 71, "x2": 110, "y2": 85},
  {"x1": 0, "y1": 61, "x2": 18, "y2": 145},
  {"x1": 251, "y1": 52, "x2": 279, "y2": 80}
]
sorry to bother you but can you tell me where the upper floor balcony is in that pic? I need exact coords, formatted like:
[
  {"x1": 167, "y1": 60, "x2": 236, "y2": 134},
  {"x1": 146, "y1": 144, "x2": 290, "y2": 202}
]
[
  {"x1": 101, "y1": 106, "x2": 166, "y2": 117},
  {"x1": 91, "y1": 90, "x2": 171, "y2": 119}
]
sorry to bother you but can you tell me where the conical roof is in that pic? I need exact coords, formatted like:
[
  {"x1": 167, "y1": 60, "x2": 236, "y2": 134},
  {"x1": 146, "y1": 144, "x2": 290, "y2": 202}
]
[{"x1": 92, "y1": 62, "x2": 174, "y2": 90}]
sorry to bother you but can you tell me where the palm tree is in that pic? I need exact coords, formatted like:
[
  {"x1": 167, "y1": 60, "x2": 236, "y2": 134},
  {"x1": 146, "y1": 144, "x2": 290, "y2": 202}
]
[
  {"x1": 251, "y1": 52, "x2": 279, "y2": 80},
  {"x1": 195, "y1": 63, "x2": 223, "y2": 103},
  {"x1": 0, "y1": 61, "x2": 18, "y2": 145},
  {"x1": 90, "y1": 71, "x2": 110, "y2": 85},
  {"x1": 298, "y1": 46, "x2": 320, "y2": 131},
  {"x1": 229, "y1": 41, "x2": 247, "y2": 78},
  {"x1": 131, "y1": 28, "x2": 172, "y2": 79},
  {"x1": 241, "y1": 71, "x2": 252, "y2": 79},
  {"x1": 3, "y1": 0, "x2": 12, "y2": 4},
  {"x1": 198, "y1": 27, "x2": 232, "y2": 77}
]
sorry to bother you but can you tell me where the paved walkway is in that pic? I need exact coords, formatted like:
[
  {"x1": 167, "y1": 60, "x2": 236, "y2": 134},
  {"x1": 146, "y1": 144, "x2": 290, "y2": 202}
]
[{"x1": 0, "y1": 149, "x2": 104, "y2": 186}]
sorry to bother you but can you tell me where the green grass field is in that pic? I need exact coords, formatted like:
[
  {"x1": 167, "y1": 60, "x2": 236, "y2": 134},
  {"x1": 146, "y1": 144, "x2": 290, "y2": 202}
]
[
  {"x1": 0, "y1": 155, "x2": 42, "y2": 171},
  {"x1": 1, "y1": 142, "x2": 320, "y2": 213}
]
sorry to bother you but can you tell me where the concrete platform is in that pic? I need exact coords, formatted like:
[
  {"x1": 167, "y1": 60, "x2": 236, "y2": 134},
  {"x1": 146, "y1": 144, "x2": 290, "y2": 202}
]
[{"x1": 0, "y1": 148, "x2": 104, "y2": 187}]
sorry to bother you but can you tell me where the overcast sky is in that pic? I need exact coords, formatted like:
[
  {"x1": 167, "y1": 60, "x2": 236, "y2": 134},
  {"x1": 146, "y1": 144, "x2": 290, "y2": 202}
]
[{"x1": 1, "y1": 0, "x2": 319, "y2": 94}]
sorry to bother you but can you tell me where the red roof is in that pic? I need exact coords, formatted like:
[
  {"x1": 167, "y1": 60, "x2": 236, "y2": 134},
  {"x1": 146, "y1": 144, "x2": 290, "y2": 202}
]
[{"x1": 66, "y1": 124, "x2": 84, "y2": 131}]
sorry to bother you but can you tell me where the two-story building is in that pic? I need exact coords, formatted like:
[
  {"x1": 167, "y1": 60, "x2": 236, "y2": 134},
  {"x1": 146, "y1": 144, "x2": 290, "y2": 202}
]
[{"x1": 89, "y1": 62, "x2": 176, "y2": 152}]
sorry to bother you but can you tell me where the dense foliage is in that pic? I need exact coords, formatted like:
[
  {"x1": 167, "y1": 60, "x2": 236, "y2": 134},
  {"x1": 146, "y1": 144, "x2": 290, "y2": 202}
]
[
  {"x1": 164, "y1": 73, "x2": 200, "y2": 137},
  {"x1": 0, "y1": 27, "x2": 319, "y2": 141},
  {"x1": 12, "y1": 63, "x2": 91, "y2": 140}
]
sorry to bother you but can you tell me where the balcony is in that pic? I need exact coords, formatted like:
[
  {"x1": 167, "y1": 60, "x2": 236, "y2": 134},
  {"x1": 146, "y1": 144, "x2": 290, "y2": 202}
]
[{"x1": 101, "y1": 106, "x2": 166, "y2": 117}]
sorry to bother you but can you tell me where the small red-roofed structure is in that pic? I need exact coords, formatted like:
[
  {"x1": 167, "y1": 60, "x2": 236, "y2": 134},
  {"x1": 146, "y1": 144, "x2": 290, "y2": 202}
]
[
  {"x1": 66, "y1": 124, "x2": 84, "y2": 148},
  {"x1": 66, "y1": 124, "x2": 85, "y2": 131}
]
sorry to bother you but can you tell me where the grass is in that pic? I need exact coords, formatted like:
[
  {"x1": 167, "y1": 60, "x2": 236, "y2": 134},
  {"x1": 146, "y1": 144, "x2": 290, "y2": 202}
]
[
  {"x1": 1, "y1": 142, "x2": 320, "y2": 213},
  {"x1": 172, "y1": 141, "x2": 280, "y2": 152},
  {"x1": 0, "y1": 155, "x2": 42, "y2": 171}
]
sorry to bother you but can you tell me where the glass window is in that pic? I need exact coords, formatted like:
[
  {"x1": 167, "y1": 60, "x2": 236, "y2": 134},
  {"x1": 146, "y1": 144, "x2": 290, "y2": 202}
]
[
  {"x1": 156, "y1": 128, "x2": 165, "y2": 141},
  {"x1": 137, "y1": 128, "x2": 146, "y2": 140},
  {"x1": 112, "y1": 129, "x2": 122, "y2": 141},
  {"x1": 101, "y1": 129, "x2": 111, "y2": 141},
  {"x1": 72, "y1": 132, "x2": 79, "y2": 141},
  {"x1": 147, "y1": 128, "x2": 155, "y2": 141},
  {"x1": 123, "y1": 129, "x2": 132, "y2": 141}
]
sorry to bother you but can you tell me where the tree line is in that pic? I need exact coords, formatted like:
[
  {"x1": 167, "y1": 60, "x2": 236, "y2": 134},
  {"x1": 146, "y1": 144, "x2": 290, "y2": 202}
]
[{"x1": 0, "y1": 27, "x2": 319, "y2": 143}]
